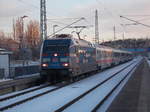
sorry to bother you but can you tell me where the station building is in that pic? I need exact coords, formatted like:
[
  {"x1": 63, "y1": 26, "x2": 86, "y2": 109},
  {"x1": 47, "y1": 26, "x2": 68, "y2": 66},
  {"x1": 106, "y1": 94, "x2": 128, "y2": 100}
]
[{"x1": 0, "y1": 48, "x2": 12, "y2": 79}]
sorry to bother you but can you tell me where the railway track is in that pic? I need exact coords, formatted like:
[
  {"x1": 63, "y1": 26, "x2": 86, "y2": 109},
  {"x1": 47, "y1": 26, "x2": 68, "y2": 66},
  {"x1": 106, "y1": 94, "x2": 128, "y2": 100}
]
[
  {"x1": 0, "y1": 59, "x2": 141, "y2": 112},
  {"x1": 0, "y1": 73, "x2": 91, "y2": 111},
  {"x1": 0, "y1": 84, "x2": 51, "y2": 102},
  {"x1": 55, "y1": 60, "x2": 141, "y2": 112},
  {"x1": 0, "y1": 82, "x2": 69, "y2": 111},
  {"x1": 0, "y1": 75, "x2": 40, "y2": 95}
]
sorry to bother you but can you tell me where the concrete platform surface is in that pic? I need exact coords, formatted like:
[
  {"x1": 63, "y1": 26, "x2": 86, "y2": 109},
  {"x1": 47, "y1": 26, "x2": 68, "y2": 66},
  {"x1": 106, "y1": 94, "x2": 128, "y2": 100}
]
[{"x1": 107, "y1": 60, "x2": 150, "y2": 112}]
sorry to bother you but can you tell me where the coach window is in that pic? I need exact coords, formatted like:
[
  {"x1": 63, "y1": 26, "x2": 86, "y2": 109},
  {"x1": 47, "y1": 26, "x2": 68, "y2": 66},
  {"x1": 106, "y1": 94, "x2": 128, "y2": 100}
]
[
  {"x1": 101, "y1": 51, "x2": 104, "y2": 57},
  {"x1": 114, "y1": 53, "x2": 117, "y2": 57},
  {"x1": 104, "y1": 51, "x2": 106, "y2": 57},
  {"x1": 100, "y1": 51, "x2": 103, "y2": 57},
  {"x1": 106, "y1": 52, "x2": 108, "y2": 57},
  {"x1": 108, "y1": 52, "x2": 110, "y2": 57},
  {"x1": 98, "y1": 51, "x2": 100, "y2": 57},
  {"x1": 104, "y1": 52, "x2": 106, "y2": 57},
  {"x1": 103, "y1": 51, "x2": 105, "y2": 57}
]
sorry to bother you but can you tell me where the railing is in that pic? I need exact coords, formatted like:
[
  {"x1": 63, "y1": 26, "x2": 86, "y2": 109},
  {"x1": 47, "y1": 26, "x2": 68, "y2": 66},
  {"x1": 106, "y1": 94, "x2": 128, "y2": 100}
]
[
  {"x1": 9, "y1": 65, "x2": 40, "y2": 78},
  {"x1": 0, "y1": 69, "x2": 4, "y2": 79}
]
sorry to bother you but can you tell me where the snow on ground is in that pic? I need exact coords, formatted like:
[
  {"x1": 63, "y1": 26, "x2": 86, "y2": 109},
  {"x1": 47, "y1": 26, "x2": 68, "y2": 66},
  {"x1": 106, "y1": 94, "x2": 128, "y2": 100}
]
[
  {"x1": 0, "y1": 86, "x2": 56, "y2": 108},
  {"x1": 0, "y1": 79, "x2": 11, "y2": 82},
  {"x1": 0, "y1": 85, "x2": 44, "y2": 99},
  {"x1": 4, "y1": 57, "x2": 142, "y2": 112}
]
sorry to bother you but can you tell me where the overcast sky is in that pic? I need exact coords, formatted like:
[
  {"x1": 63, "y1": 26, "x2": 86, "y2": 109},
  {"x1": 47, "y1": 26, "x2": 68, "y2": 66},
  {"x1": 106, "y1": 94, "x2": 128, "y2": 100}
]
[{"x1": 0, "y1": 0, "x2": 150, "y2": 42}]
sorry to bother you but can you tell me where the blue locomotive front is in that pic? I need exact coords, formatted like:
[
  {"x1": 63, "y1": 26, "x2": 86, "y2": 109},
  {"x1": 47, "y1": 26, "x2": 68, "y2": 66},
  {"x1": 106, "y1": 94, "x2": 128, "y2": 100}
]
[{"x1": 40, "y1": 38, "x2": 72, "y2": 80}]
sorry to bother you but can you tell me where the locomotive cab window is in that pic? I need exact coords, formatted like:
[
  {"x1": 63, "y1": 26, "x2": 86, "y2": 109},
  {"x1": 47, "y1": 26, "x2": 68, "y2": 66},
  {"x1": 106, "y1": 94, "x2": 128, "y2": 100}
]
[
  {"x1": 46, "y1": 45, "x2": 69, "y2": 52},
  {"x1": 60, "y1": 58, "x2": 68, "y2": 62},
  {"x1": 42, "y1": 58, "x2": 51, "y2": 62}
]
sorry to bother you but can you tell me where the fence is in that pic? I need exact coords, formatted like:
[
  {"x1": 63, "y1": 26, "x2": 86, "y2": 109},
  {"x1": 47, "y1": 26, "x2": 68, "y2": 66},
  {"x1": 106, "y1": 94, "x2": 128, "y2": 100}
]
[
  {"x1": 9, "y1": 65, "x2": 40, "y2": 78},
  {"x1": 0, "y1": 69, "x2": 4, "y2": 79}
]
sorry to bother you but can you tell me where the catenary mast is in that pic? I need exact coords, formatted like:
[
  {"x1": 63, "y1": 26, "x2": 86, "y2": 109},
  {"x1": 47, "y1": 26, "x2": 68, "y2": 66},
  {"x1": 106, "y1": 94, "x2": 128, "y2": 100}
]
[
  {"x1": 95, "y1": 9, "x2": 99, "y2": 44},
  {"x1": 40, "y1": 0, "x2": 47, "y2": 42}
]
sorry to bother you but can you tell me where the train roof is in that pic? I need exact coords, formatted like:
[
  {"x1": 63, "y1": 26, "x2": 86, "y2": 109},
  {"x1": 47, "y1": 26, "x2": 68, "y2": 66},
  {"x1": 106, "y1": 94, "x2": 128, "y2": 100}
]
[
  {"x1": 45, "y1": 34, "x2": 132, "y2": 54},
  {"x1": 45, "y1": 34, "x2": 94, "y2": 48},
  {"x1": 95, "y1": 44, "x2": 113, "y2": 51},
  {"x1": 95, "y1": 44, "x2": 132, "y2": 54},
  {"x1": 111, "y1": 48, "x2": 132, "y2": 54}
]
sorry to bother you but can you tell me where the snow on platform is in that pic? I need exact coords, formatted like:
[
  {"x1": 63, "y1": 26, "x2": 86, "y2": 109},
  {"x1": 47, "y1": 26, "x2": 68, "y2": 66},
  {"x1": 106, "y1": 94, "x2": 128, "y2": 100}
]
[{"x1": 106, "y1": 58, "x2": 150, "y2": 112}]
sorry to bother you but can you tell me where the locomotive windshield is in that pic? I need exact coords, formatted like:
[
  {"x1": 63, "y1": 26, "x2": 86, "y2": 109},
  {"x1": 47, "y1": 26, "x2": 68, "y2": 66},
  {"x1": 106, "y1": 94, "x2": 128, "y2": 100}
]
[
  {"x1": 43, "y1": 39, "x2": 71, "y2": 52},
  {"x1": 45, "y1": 45, "x2": 68, "y2": 52}
]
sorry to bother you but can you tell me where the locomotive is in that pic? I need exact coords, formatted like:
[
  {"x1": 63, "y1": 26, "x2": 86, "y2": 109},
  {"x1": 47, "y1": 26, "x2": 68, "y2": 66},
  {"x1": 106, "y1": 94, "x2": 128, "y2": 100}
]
[{"x1": 40, "y1": 34, "x2": 132, "y2": 81}]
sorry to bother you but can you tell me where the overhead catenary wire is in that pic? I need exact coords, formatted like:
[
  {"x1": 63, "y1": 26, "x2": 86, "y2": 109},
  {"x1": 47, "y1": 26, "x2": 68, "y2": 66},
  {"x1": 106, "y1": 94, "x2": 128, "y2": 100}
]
[
  {"x1": 120, "y1": 15, "x2": 150, "y2": 28},
  {"x1": 123, "y1": 15, "x2": 150, "y2": 17},
  {"x1": 122, "y1": 15, "x2": 150, "y2": 22},
  {"x1": 47, "y1": 17, "x2": 92, "y2": 29},
  {"x1": 47, "y1": 17, "x2": 82, "y2": 20},
  {"x1": 47, "y1": 20, "x2": 69, "y2": 26},
  {"x1": 137, "y1": 17, "x2": 150, "y2": 22},
  {"x1": 17, "y1": 0, "x2": 61, "y2": 18},
  {"x1": 48, "y1": 17, "x2": 85, "y2": 37},
  {"x1": 47, "y1": 17, "x2": 85, "y2": 26}
]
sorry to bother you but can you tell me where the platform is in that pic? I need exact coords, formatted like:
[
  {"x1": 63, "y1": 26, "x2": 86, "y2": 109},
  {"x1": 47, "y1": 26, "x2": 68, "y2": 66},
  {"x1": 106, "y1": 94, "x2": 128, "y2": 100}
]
[{"x1": 107, "y1": 59, "x2": 150, "y2": 112}]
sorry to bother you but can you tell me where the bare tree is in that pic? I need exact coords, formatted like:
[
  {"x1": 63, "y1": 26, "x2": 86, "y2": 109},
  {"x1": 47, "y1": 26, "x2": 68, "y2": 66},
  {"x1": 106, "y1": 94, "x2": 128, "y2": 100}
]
[
  {"x1": 12, "y1": 19, "x2": 40, "y2": 60},
  {"x1": 12, "y1": 18, "x2": 23, "y2": 42},
  {"x1": 25, "y1": 20, "x2": 40, "y2": 60},
  {"x1": 26, "y1": 20, "x2": 40, "y2": 48},
  {"x1": 0, "y1": 31, "x2": 5, "y2": 48}
]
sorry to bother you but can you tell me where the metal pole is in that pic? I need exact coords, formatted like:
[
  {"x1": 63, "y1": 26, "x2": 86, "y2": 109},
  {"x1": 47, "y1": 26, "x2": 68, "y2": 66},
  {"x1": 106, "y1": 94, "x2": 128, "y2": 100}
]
[
  {"x1": 40, "y1": 0, "x2": 47, "y2": 42},
  {"x1": 123, "y1": 31, "x2": 125, "y2": 40},
  {"x1": 113, "y1": 26, "x2": 116, "y2": 41},
  {"x1": 95, "y1": 9, "x2": 99, "y2": 44},
  {"x1": 20, "y1": 16, "x2": 28, "y2": 66},
  {"x1": 53, "y1": 25, "x2": 58, "y2": 36},
  {"x1": 20, "y1": 17, "x2": 25, "y2": 66}
]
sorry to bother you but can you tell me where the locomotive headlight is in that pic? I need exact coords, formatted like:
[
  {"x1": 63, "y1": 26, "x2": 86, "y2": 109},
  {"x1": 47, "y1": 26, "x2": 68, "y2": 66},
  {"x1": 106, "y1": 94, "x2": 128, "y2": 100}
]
[
  {"x1": 54, "y1": 53, "x2": 58, "y2": 57},
  {"x1": 62, "y1": 63, "x2": 69, "y2": 67},
  {"x1": 42, "y1": 63, "x2": 48, "y2": 67}
]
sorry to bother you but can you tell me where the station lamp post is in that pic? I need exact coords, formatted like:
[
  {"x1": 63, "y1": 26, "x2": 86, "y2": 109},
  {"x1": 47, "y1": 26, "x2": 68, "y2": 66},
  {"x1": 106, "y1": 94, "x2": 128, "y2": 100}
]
[
  {"x1": 20, "y1": 15, "x2": 28, "y2": 65},
  {"x1": 53, "y1": 25, "x2": 59, "y2": 36},
  {"x1": 20, "y1": 15, "x2": 28, "y2": 49}
]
